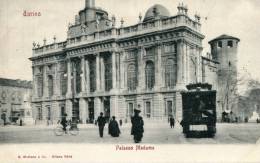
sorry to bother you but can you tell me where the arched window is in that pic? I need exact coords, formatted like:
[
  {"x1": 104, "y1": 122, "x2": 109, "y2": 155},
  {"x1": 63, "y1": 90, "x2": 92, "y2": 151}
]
[
  {"x1": 127, "y1": 64, "x2": 137, "y2": 90},
  {"x1": 48, "y1": 75, "x2": 54, "y2": 97},
  {"x1": 145, "y1": 61, "x2": 155, "y2": 89},
  {"x1": 165, "y1": 59, "x2": 176, "y2": 88}
]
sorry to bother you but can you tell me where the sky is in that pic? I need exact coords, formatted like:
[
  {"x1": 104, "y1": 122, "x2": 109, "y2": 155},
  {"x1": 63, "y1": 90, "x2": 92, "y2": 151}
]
[{"x1": 0, "y1": 0, "x2": 260, "y2": 83}]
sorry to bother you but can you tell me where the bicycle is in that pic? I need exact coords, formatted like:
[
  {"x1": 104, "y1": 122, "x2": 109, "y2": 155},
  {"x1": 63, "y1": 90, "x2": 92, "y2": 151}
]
[{"x1": 54, "y1": 121, "x2": 79, "y2": 136}]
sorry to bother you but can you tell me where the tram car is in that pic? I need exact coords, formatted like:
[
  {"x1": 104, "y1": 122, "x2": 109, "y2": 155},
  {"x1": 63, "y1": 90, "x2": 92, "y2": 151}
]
[{"x1": 181, "y1": 83, "x2": 217, "y2": 138}]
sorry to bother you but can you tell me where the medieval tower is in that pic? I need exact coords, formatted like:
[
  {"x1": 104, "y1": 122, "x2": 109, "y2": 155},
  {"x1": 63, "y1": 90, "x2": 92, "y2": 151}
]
[{"x1": 209, "y1": 35, "x2": 240, "y2": 119}]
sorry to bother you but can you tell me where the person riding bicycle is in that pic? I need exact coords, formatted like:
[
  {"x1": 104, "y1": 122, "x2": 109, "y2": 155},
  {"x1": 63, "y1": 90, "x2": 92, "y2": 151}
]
[{"x1": 60, "y1": 113, "x2": 68, "y2": 133}]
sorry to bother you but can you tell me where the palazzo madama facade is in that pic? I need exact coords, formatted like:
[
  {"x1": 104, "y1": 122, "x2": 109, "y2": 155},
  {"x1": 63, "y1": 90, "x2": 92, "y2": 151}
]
[{"x1": 29, "y1": 0, "x2": 221, "y2": 124}]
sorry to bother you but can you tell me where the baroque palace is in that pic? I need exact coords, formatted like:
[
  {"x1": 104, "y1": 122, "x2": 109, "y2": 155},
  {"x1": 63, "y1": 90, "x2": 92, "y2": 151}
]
[{"x1": 29, "y1": 0, "x2": 239, "y2": 124}]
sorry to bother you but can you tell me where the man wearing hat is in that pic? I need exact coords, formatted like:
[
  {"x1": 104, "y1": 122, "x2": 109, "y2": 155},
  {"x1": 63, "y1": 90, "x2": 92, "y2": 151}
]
[
  {"x1": 131, "y1": 107, "x2": 144, "y2": 143},
  {"x1": 97, "y1": 112, "x2": 106, "y2": 138},
  {"x1": 60, "y1": 113, "x2": 68, "y2": 133}
]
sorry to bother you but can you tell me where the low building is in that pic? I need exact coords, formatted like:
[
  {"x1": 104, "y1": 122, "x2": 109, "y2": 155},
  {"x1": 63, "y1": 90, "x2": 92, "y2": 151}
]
[{"x1": 0, "y1": 78, "x2": 33, "y2": 125}]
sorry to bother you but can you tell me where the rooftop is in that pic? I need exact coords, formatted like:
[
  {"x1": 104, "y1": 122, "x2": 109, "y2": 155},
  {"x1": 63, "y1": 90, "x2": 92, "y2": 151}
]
[
  {"x1": 0, "y1": 78, "x2": 32, "y2": 89},
  {"x1": 209, "y1": 34, "x2": 240, "y2": 44}
]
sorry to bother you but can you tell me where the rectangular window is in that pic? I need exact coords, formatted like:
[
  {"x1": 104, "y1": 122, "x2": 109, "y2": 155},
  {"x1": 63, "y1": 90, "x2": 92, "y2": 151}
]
[
  {"x1": 166, "y1": 101, "x2": 173, "y2": 116},
  {"x1": 145, "y1": 101, "x2": 151, "y2": 118},
  {"x1": 227, "y1": 40, "x2": 233, "y2": 47},
  {"x1": 127, "y1": 103, "x2": 134, "y2": 117},
  {"x1": 37, "y1": 107, "x2": 42, "y2": 120},
  {"x1": 218, "y1": 41, "x2": 222, "y2": 48},
  {"x1": 47, "y1": 107, "x2": 51, "y2": 120},
  {"x1": 37, "y1": 75, "x2": 43, "y2": 97}
]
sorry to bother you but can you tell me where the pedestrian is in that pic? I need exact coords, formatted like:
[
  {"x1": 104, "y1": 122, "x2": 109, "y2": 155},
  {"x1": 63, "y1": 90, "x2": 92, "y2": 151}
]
[
  {"x1": 60, "y1": 113, "x2": 68, "y2": 133},
  {"x1": 131, "y1": 108, "x2": 144, "y2": 143},
  {"x1": 108, "y1": 116, "x2": 121, "y2": 137},
  {"x1": 97, "y1": 112, "x2": 106, "y2": 138},
  {"x1": 119, "y1": 119, "x2": 122, "y2": 126},
  {"x1": 169, "y1": 116, "x2": 175, "y2": 128},
  {"x1": 19, "y1": 118, "x2": 23, "y2": 126}
]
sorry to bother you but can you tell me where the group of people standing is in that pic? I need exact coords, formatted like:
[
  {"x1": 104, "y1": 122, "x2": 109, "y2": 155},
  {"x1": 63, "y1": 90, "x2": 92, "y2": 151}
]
[
  {"x1": 60, "y1": 108, "x2": 175, "y2": 143},
  {"x1": 97, "y1": 109, "x2": 144, "y2": 143}
]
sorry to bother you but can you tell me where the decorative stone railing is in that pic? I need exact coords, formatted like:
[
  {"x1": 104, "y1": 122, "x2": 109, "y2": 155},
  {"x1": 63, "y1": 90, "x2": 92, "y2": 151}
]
[
  {"x1": 33, "y1": 14, "x2": 201, "y2": 56},
  {"x1": 32, "y1": 41, "x2": 67, "y2": 57}
]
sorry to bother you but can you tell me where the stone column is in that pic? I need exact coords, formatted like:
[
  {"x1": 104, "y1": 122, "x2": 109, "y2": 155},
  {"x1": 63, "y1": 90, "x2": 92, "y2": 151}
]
[
  {"x1": 176, "y1": 39, "x2": 185, "y2": 90},
  {"x1": 155, "y1": 44, "x2": 162, "y2": 89},
  {"x1": 81, "y1": 56, "x2": 86, "y2": 93},
  {"x1": 100, "y1": 56, "x2": 105, "y2": 91},
  {"x1": 66, "y1": 59, "x2": 72, "y2": 97},
  {"x1": 96, "y1": 53, "x2": 100, "y2": 91},
  {"x1": 119, "y1": 51, "x2": 126, "y2": 89},
  {"x1": 54, "y1": 63, "x2": 60, "y2": 96},
  {"x1": 175, "y1": 92, "x2": 182, "y2": 121},
  {"x1": 66, "y1": 100, "x2": 73, "y2": 120},
  {"x1": 32, "y1": 67, "x2": 38, "y2": 98},
  {"x1": 138, "y1": 47, "x2": 146, "y2": 90},
  {"x1": 72, "y1": 61, "x2": 77, "y2": 95},
  {"x1": 79, "y1": 98, "x2": 87, "y2": 124},
  {"x1": 110, "y1": 96, "x2": 118, "y2": 117},
  {"x1": 85, "y1": 59, "x2": 90, "y2": 93},
  {"x1": 186, "y1": 44, "x2": 190, "y2": 84},
  {"x1": 112, "y1": 51, "x2": 117, "y2": 90},
  {"x1": 43, "y1": 65, "x2": 48, "y2": 98},
  {"x1": 196, "y1": 46, "x2": 202, "y2": 83}
]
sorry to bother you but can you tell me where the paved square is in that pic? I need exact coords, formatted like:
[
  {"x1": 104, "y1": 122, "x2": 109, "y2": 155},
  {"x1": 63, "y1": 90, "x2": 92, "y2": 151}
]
[{"x1": 0, "y1": 122, "x2": 260, "y2": 144}]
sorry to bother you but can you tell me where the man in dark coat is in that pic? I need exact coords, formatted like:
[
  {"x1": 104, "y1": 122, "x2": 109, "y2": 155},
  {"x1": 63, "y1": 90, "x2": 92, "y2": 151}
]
[
  {"x1": 97, "y1": 112, "x2": 106, "y2": 138},
  {"x1": 108, "y1": 116, "x2": 120, "y2": 137},
  {"x1": 61, "y1": 113, "x2": 68, "y2": 133},
  {"x1": 169, "y1": 116, "x2": 175, "y2": 128},
  {"x1": 131, "y1": 109, "x2": 144, "y2": 143}
]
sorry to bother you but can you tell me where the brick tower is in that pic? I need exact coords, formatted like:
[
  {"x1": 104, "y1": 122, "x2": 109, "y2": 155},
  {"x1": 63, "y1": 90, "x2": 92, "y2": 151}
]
[{"x1": 209, "y1": 34, "x2": 240, "y2": 119}]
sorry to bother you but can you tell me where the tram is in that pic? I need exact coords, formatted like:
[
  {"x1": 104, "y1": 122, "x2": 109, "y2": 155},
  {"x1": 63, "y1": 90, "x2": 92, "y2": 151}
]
[{"x1": 181, "y1": 83, "x2": 217, "y2": 138}]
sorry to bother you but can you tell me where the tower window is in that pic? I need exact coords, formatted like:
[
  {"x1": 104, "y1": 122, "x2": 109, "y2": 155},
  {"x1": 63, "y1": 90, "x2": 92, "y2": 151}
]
[
  {"x1": 218, "y1": 41, "x2": 222, "y2": 48},
  {"x1": 228, "y1": 41, "x2": 233, "y2": 48}
]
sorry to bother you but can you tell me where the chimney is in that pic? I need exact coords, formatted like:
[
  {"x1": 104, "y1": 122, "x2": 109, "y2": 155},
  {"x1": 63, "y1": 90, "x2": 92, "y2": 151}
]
[{"x1": 85, "y1": 0, "x2": 95, "y2": 8}]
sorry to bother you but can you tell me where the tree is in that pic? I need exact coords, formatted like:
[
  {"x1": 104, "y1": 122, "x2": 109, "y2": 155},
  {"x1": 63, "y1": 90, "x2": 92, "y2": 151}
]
[{"x1": 218, "y1": 66, "x2": 253, "y2": 120}]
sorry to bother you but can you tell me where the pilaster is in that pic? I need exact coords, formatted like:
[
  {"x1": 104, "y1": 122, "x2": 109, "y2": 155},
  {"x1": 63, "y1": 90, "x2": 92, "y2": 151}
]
[
  {"x1": 79, "y1": 98, "x2": 87, "y2": 124},
  {"x1": 112, "y1": 51, "x2": 117, "y2": 90},
  {"x1": 80, "y1": 56, "x2": 86, "y2": 93},
  {"x1": 85, "y1": 59, "x2": 90, "y2": 93},
  {"x1": 66, "y1": 99, "x2": 73, "y2": 120},
  {"x1": 96, "y1": 53, "x2": 100, "y2": 91},
  {"x1": 110, "y1": 96, "x2": 119, "y2": 117},
  {"x1": 100, "y1": 56, "x2": 105, "y2": 91},
  {"x1": 43, "y1": 65, "x2": 48, "y2": 98},
  {"x1": 155, "y1": 44, "x2": 162, "y2": 89},
  {"x1": 176, "y1": 39, "x2": 186, "y2": 90},
  {"x1": 94, "y1": 97, "x2": 101, "y2": 119},
  {"x1": 175, "y1": 92, "x2": 183, "y2": 121},
  {"x1": 54, "y1": 63, "x2": 60, "y2": 96},
  {"x1": 66, "y1": 59, "x2": 72, "y2": 97},
  {"x1": 119, "y1": 51, "x2": 126, "y2": 90}
]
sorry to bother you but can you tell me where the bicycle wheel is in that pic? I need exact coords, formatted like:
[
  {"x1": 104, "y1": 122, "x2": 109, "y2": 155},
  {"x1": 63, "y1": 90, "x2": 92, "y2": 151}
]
[
  {"x1": 69, "y1": 127, "x2": 79, "y2": 136},
  {"x1": 54, "y1": 126, "x2": 64, "y2": 136}
]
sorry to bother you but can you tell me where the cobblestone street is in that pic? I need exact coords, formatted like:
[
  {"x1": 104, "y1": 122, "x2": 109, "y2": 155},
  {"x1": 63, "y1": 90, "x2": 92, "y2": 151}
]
[{"x1": 1, "y1": 122, "x2": 260, "y2": 144}]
